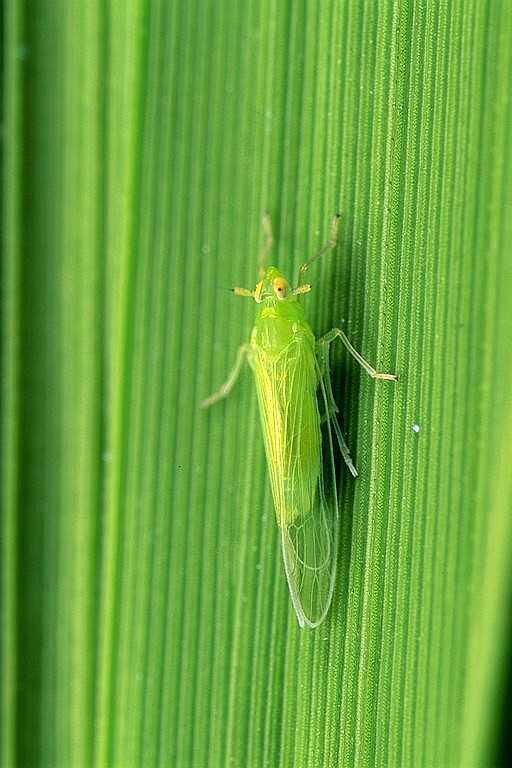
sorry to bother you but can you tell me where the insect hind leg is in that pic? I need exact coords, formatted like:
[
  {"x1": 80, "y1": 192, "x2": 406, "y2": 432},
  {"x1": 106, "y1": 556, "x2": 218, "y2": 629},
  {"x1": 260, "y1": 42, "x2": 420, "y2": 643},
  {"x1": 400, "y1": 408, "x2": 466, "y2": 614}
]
[
  {"x1": 324, "y1": 406, "x2": 358, "y2": 478},
  {"x1": 316, "y1": 340, "x2": 358, "y2": 478}
]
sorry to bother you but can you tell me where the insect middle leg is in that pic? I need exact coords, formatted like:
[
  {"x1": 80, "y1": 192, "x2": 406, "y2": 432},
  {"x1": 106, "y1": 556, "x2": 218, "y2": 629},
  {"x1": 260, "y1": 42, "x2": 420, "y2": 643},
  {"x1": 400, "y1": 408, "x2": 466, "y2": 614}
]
[
  {"x1": 318, "y1": 328, "x2": 398, "y2": 381},
  {"x1": 201, "y1": 343, "x2": 250, "y2": 408}
]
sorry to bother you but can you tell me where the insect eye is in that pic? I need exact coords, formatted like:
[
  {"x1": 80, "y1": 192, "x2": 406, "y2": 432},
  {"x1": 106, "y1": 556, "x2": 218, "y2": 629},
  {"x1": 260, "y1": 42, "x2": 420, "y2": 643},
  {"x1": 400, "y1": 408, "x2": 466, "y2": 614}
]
[{"x1": 273, "y1": 278, "x2": 288, "y2": 298}]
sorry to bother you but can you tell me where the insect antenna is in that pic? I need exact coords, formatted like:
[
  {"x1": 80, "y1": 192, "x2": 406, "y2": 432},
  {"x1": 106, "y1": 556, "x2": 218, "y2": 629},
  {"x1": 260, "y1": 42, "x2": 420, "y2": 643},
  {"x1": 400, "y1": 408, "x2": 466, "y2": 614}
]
[
  {"x1": 297, "y1": 214, "x2": 341, "y2": 283},
  {"x1": 258, "y1": 211, "x2": 274, "y2": 278}
]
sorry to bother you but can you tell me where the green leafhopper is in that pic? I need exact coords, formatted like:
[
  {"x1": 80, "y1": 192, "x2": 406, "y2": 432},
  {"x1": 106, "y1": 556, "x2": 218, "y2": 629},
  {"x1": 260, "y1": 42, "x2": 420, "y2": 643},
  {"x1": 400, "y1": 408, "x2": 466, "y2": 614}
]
[{"x1": 202, "y1": 214, "x2": 397, "y2": 628}]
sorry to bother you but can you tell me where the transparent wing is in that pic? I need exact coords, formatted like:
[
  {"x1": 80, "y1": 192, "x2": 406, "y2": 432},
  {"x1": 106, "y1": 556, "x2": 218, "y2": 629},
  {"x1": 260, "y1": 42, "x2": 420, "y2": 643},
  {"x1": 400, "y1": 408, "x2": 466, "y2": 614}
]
[{"x1": 252, "y1": 336, "x2": 341, "y2": 628}]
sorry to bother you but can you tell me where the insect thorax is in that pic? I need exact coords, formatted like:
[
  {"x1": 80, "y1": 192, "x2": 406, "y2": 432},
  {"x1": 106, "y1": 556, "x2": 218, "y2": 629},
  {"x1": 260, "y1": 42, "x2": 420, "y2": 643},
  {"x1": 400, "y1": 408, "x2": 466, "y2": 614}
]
[{"x1": 252, "y1": 300, "x2": 314, "y2": 356}]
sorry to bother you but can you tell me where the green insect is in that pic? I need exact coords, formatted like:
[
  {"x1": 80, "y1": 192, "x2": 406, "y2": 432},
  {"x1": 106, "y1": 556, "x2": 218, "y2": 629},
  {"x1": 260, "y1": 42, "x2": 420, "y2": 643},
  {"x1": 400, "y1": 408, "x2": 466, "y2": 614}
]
[{"x1": 202, "y1": 214, "x2": 397, "y2": 628}]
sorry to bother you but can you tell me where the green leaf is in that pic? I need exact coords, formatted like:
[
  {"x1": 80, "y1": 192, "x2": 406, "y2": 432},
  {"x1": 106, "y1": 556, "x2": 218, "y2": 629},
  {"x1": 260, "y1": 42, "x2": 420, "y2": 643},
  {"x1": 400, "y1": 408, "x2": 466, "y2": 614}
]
[{"x1": 2, "y1": 1, "x2": 512, "y2": 766}]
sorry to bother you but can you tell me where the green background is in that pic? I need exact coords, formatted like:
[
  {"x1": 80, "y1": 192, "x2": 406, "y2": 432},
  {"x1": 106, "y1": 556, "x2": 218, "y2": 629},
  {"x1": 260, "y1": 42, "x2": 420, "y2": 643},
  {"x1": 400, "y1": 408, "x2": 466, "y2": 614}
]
[{"x1": 2, "y1": 1, "x2": 512, "y2": 766}]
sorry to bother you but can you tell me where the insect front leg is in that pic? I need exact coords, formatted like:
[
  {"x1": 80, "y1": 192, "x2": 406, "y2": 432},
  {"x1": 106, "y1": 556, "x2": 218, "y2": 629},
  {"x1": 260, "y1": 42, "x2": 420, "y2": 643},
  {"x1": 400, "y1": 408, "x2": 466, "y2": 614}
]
[
  {"x1": 201, "y1": 343, "x2": 251, "y2": 408},
  {"x1": 318, "y1": 328, "x2": 398, "y2": 381}
]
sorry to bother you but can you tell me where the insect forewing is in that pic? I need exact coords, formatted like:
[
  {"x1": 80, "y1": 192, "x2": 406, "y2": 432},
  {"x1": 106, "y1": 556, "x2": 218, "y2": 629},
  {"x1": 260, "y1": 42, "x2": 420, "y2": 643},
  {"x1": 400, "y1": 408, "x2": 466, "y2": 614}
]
[{"x1": 252, "y1": 336, "x2": 340, "y2": 628}]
